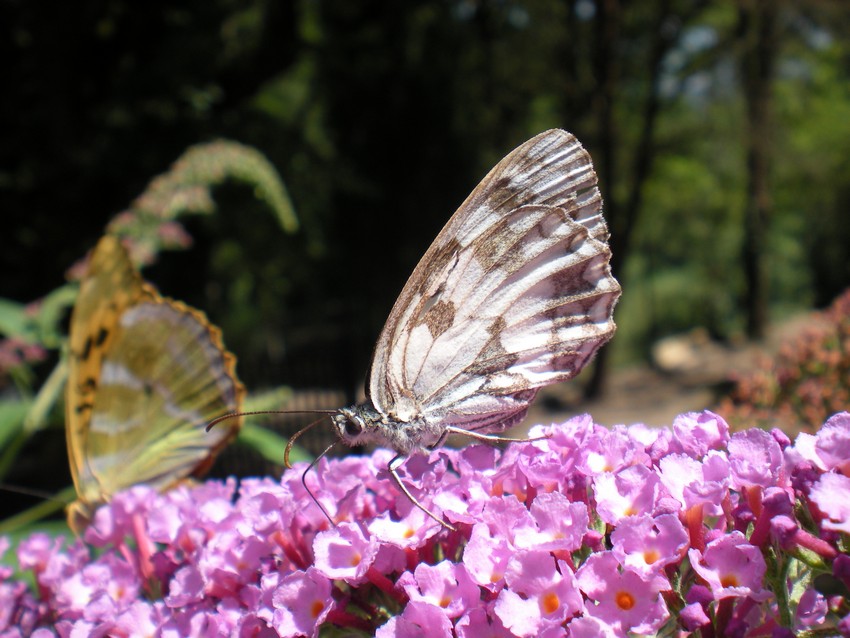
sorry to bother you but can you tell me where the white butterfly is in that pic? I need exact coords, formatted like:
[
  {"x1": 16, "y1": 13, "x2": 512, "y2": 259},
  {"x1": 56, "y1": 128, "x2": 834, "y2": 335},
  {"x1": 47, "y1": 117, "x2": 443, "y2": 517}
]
[{"x1": 289, "y1": 129, "x2": 620, "y2": 526}]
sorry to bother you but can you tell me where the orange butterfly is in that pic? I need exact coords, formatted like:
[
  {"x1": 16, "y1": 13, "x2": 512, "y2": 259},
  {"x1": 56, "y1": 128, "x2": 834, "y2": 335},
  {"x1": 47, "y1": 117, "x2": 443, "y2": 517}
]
[{"x1": 65, "y1": 236, "x2": 244, "y2": 532}]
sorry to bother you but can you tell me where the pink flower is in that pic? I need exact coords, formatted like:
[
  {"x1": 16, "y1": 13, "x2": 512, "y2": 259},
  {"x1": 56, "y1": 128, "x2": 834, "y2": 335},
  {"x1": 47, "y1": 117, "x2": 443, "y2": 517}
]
[
  {"x1": 610, "y1": 513, "x2": 688, "y2": 575},
  {"x1": 576, "y1": 426, "x2": 650, "y2": 476},
  {"x1": 814, "y1": 412, "x2": 850, "y2": 472},
  {"x1": 576, "y1": 552, "x2": 670, "y2": 635},
  {"x1": 56, "y1": 555, "x2": 139, "y2": 619},
  {"x1": 809, "y1": 472, "x2": 850, "y2": 534},
  {"x1": 494, "y1": 550, "x2": 583, "y2": 637},
  {"x1": 376, "y1": 601, "x2": 453, "y2": 637},
  {"x1": 1, "y1": 412, "x2": 848, "y2": 636},
  {"x1": 593, "y1": 464, "x2": 660, "y2": 524},
  {"x1": 728, "y1": 428, "x2": 784, "y2": 490},
  {"x1": 671, "y1": 410, "x2": 729, "y2": 457},
  {"x1": 463, "y1": 522, "x2": 512, "y2": 589},
  {"x1": 455, "y1": 607, "x2": 515, "y2": 638},
  {"x1": 270, "y1": 568, "x2": 333, "y2": 638},
  {"x1": 312, "y1": 522, "x2": 378, "y2": 584},
  {"x1": 397, "y1": 561, "x2": 479, "y2": 620},
  {"x1": 367, "y1": 506, "x2": 442, "y2": 550},
  {"x1": 796, "y1": 588, "x2": 827, "y2": 629},
  {"x1": 565, "y1": 615, "x2": 620, "y2": 637},
  {"x1": 679, "y1": 601, "x2": 711, "y2": 631},
  {"x1": 687, "y1": 531, "x2": 771, "y2": 601},
  {"x1": 657, "y1": 451, "x2": 729, "y2": 515},
  {"x1": 512, "y1": 492, "x2": 588, "y2": 552}
]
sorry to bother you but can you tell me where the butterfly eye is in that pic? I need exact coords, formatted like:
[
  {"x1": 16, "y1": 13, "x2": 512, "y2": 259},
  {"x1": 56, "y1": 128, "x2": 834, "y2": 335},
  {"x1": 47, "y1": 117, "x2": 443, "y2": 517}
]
[{"x1": 344, "y1": 419, "x2": 362, "y2": 437}]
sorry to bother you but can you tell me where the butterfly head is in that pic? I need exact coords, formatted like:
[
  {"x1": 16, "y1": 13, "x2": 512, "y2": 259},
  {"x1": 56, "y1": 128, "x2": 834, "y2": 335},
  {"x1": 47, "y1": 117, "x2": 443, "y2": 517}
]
[
  {"x1": 331, "y1": 405, "x2": 385, "y2": 448},
  {"x1": 332, "y1": 407, "x2": 369, "y2": 447}
]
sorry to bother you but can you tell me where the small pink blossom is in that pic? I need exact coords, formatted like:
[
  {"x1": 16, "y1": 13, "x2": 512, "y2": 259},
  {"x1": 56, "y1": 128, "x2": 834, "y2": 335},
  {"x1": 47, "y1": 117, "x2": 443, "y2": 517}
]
[
  {"x1": 796, "y1": 587, "x2": 828, "y2": 629},
  {"x1": 576, "y1": 552, "x2": 670, "y2": 635},
  {"x1": 367, "y1": 506, "x2": 442, "y2": 550},
  {"x1": 728, "y1": 428, "x2": 785, "y2": 489},
  {"x1": 593, "y1": 464, "x2": 660, "y2": 524},
  {"x1": 494, "y1": 551, "x2": 583, "y2": 637},
  {"x1": 455, "y1": 607, "x2": 514, "y2": 638},
  {"x1": 671, "y1": 410, "x2": 729, "y2": 457},
  {"x1": 809, "y1": 472, "x2": 850, "y2": 534},
  {"x1": 397, "y1": 561, "x2": 479, "y2": 619},
  {"x1": 576, "y1": 426, "x2": 649, "y2": 476},
  {"x1": 313, "y1": 522, "x2": 378, "y2": 584},
  {"x1": 512, "y1": 492, "x2": 588, "y2": 552},
  {"x1": 376, "y1": 601, "x2": 453, "y2": 637},
  {"x1": 610, "y1": 513, "x2": 688, "y2": 575},
  {"x1": 814, "y1": 412, "x2": 850, "y2": 472},
  {"x1": 462, "y1": 522, "x2": 513, "y2": 589},
  {"x1": 657, "y1": 451, "x2": 729, "y2": 515},
  {"x1": 688, "y1": 531, "x2": 772, "y2": 601},
  {"x1": 270, "y1": 568, "x2": 333, "y2": 638}
]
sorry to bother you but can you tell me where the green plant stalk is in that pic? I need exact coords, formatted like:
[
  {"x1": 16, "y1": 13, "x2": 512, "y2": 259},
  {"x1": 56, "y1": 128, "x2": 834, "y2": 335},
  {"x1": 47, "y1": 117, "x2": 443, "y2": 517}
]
[
  {"x1": 0, "y1": 359, "x2": 67, "y2": 480},
  {"x1": 0, "y1": 485, "x2": 75, "y2": 535},
  {"x1": 239, "y1": 421, "x2": 311, "y2": 465},
  {"x1": 765, "y1": 547, "x2": 794, "y2": 629}
]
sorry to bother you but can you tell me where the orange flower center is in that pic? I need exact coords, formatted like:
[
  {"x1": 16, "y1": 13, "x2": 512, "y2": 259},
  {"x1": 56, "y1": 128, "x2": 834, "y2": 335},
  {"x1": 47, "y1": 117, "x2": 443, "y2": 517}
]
[
  {"x1": 616, "y1": 591, "x2": 635, "y2": 610},
  {"x1": 541, "y1": 591, "x2": 561, "y2": 614},
  {"x1": 720, "y1": 574, "x2": 739, "y2": 588},
  {"x1": 310, "y1": 600, "x2": 325, "y2": 619}
]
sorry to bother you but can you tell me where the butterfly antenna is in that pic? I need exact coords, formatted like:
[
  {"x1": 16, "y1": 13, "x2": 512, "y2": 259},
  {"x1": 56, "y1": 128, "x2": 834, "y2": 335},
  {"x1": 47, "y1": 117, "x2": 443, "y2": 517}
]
[
  {"x1": 205, "y1": 409, "x2": 334, "y2": 433},
  {"x1": 284, "y1": 415, "x2": 333, "y2": 469},
  {"x1": 387, "y1": 454, "x2": 457, "y2": 532},
  {"x1": 301, "y1": 440, "x2": 340, "y2": 528}
]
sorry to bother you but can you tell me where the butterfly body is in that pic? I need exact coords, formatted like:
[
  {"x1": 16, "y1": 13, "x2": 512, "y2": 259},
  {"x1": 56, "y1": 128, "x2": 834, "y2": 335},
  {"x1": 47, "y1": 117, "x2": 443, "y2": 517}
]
[
  {"x1": 333, "y1": 404, "x2": 447, "y2": 455},
  {"x1": 331, "y1": 130, "x2": 620, "y2": 461}
]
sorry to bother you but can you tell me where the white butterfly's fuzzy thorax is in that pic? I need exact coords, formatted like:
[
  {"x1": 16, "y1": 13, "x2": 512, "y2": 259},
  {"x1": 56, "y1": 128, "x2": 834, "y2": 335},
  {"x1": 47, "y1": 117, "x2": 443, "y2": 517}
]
[{"x1": 332, "y1": 404, "x2": 446, "y2": 455}]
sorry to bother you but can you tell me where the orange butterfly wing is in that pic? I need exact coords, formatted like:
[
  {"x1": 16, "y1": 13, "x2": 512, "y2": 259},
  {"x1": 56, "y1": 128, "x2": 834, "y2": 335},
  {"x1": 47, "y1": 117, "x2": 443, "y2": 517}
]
[{"x1": 65, "y1": 236, "x2": 244, "y2": 532}]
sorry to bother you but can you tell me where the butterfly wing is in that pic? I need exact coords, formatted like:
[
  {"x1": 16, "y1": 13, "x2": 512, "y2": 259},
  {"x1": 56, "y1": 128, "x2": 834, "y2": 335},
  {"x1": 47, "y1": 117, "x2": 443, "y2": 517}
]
[
  {"x1": 367, "y1": 129, "x2": 620, "y2": 433},
  {"x1": 66, "y1": 236, "x2": 244, "y2": 530}
]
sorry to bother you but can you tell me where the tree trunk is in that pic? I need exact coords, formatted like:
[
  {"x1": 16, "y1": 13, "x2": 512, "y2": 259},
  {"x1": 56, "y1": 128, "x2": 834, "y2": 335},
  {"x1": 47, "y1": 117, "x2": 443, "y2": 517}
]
[{"x1": 739, "y1": 0, "x2": 778, "y2": 339}]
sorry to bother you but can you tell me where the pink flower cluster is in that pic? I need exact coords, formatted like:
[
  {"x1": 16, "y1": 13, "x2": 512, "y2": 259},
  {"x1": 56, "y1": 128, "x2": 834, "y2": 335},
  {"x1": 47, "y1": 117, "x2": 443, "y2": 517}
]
[{"x1": 2, "y1": 411, "x2": 850, "y2": 637}]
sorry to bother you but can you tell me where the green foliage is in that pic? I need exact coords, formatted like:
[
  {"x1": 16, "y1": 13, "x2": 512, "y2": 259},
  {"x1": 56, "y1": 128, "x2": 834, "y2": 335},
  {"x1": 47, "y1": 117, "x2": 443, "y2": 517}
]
[
  {"x1": 717, "y1": 288, "x2": 850, "y2": 433},
  {"x1": 107, "y1": 139, "x2": 297, "y2": 262}
]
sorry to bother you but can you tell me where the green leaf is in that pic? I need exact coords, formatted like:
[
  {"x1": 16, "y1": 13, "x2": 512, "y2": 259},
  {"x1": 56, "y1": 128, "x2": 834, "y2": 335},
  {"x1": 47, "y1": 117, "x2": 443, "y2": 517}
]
[
  {"x1": 0, "y1": 398, "x2": 30, "y2": 452},
  {"x1": 238, "y1": 422, "x2": 310, "y2": 465},
  {"x1": 243, "y1": 386, "x2": 294, "y2": 413},
  {"x1": 0, "y1": 491, "x2": 76, "y2": 559},
  {"x1": 33, "y1": 284, "x2": 79, "y2": 347},
  {"x1": 0, "y1": 298, "x2": 28, "y2": 338}
]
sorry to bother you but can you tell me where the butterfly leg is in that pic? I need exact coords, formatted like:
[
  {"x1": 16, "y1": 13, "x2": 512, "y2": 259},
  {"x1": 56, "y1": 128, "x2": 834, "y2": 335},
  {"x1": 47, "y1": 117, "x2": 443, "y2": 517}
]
[
  {"x1": 387, "y1": 454, "x2": 457, "y2": 532},
  {"x1": 443, "y1": 426, "x2": 551, "y2": 446}
]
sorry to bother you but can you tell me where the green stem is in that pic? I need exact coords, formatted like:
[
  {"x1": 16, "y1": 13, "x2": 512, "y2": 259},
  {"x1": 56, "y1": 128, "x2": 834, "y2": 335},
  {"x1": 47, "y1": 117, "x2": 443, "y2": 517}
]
[
  {"x1": 0, "y1": 485, "x2": 76, "y2": 535},
  {"x1": 0, "y1": 359, "x2": 68, "y2": 480}
]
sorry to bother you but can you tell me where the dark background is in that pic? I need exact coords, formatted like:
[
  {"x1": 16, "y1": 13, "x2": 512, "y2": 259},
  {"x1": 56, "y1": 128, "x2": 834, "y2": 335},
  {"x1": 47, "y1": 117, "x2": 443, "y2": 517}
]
[{"x1": 2, "y1": 1, "x2": 850, "y2": 503}]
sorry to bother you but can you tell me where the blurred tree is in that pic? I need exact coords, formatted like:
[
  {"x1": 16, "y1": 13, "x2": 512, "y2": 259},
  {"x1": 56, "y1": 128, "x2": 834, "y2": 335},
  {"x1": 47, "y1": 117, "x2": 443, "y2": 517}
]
[
  {"x1": 3, "y1": 0, "x2": 850, "y2": 402},
  {"x1": 739, "y1": 0, "x2": 777, "y2": 340}
]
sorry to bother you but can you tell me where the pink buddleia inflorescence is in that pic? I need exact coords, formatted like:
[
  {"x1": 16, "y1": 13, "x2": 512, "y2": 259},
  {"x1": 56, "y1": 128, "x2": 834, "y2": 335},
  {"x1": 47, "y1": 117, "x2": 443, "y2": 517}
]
[{"x1": 2, "y1": 410, "x2": 850, "y2": 637}]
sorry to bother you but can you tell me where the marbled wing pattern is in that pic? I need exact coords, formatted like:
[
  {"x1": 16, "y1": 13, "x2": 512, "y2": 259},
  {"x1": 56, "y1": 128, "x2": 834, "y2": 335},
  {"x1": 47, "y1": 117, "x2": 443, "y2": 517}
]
[{"x1": 362, "y1": 130, "x2": 620, "y2": 451}]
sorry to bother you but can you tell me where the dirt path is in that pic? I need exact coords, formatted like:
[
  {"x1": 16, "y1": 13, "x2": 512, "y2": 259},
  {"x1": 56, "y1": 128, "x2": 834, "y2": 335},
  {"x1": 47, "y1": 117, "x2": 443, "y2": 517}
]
[{"x1": 527, "y1": 313, "x2": 822, "y2": 429}]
